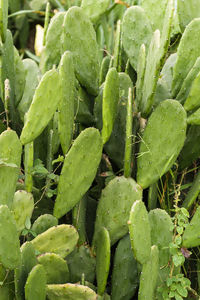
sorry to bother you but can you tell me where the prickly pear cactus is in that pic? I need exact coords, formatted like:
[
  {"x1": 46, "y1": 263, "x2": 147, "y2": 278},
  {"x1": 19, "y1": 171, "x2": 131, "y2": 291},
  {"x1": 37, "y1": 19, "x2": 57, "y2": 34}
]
[
  {"x1": 93, "y1": 176, "x2": 142, "y2": 245},
  {"x1": 11, "y1": 190, "x2": 34, "y2": 233},
  {"x1": 53, "y1": 128, "x2": 103, "y2": 218},
  {"x1": 122, "y1": 6, "x2": 152, "y2": 70},
  {"x1": 81, "y1": 0, "x2": 110, "y2": 23},
  {"x1": 0, "y1": 129, "x2": 22, "y2": 208},
  {"x1": 38, "y1": 253, "x2": 70, "y2": 284},
  {"x1": 62, "y1": 6, "x2": 100, "y2": 95},
  {"x1": 20, "y1": 69, "x2": 61, "y2": 145},
  {"x1": 0, "y1": 205, "x2": 21, "y2": 269},
  {"x1": 31, "y1": 224, "x2": 79, "y2": 258},
  {"x1": 58, "y1": 51, "x2": 75, "y2": 154},
  {"x1": 128, "y1": 200, "x2": 151, "y2": 265},
  {"x1": 25, "y1": 264, "x2": 46, "y2": 300},
  {"x1": 46, "y1": 283, "x2": 97, "y2": 300},
  {"x1": 96, "y1": 227, "x2": 110, "y2": 296},
  {"x1": 39, "y1": 12, "x2": 65, "y2": 73},
  {"x1": 66, "y1": 245, "x2": 96, "y2": 284},
  {"x1": 184, "y1": 71, "x2": 200, "y2": 111},
  {"x1": 31, "y1": 214, "x2": 58, "y2": 235},
  {"x1": 137, "y1": 100, "x2": 187, "y2": 189},
  {"x1": 182, "y1": 207, "x2": 200, "y2": 248},
  {"x1": 138, "y1": 245, "x2": 159, "y2": 300},
  {"x1": 101, "y1": 67, "x2": 119, "y2": 144},
  {"x1": 111, "y1": 234, "x2": 138, "y2": 300},
  {"x1": 172, "y1": 18, "x2": 200, "y2": 97},
  {"x1": 15, "y1": 242, "x2": 38, "y2": 300},
  {"x1": 17, "y1": 59, "x2": 40, "y2": 122}
]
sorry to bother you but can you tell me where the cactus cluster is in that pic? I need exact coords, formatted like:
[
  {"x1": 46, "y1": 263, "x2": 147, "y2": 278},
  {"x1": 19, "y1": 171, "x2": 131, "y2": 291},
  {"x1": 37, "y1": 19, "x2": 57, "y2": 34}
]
[{"x1": 1, "y1": 0, "x2": 200, "y2": 299}]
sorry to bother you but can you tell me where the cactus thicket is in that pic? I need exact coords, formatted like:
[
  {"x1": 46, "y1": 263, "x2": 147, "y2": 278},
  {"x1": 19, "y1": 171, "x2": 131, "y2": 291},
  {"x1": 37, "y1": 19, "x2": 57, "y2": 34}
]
[{"x1": 1, "y1": 0, "x2": 200, "y2": 298}]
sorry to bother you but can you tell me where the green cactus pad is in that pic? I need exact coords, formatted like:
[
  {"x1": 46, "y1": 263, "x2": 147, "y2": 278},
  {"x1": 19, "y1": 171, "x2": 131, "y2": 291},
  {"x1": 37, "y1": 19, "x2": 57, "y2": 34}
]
[
  {"x1": 111, "y1": 235, "x2": 138, "y2": 300},
  {"x1": 187, "y1": 108, "x2": 200, "y2": 125},
  {"x1": 140, "y1": 30, "x2": 160, "y2": 115},
  {"x1": 140, "y1": 0, "x2": 168, "y2": 32},
  {"x1": 172, "y1": 18, "x2": 200, "y2": 97},
  {"x1": 101, "y1": 67, "x2": 119, "y2": 144},
  {"x1": 179, "y1": 125, "x2": 200, "y2": 170},
  {"x1": 96, "y1": 227, "x2": 110, "y2": 296},
  {"x1": 17, "y1": 59, "x2": 40, "y2": 122},
  {"x1": 0, "y1": 0, "x2": 8, "y2": 42},
  {"x1": 62, "y1": 6, "x2": 100, "y2": 95},
  {"x1": 0, "y1": 30, "x2": 16, "y2": 127},
  {"x1": 136, "y1": 44, "x2": 146, "y2": 110},
  {"x1": 11, "y1": 190, "x2": 34, "y2": 233},
  {"x1": 184, "y1": 71, "x2": 200, "y2": 111},
  {"x1": 14, "y1": 47, "x2": 26, "y2": 106},
  {"x1": 46, "y1": 283, "x2": 97, "y2": 300},
  {"x1": 31, "y1": 225, "x2": 78, "y2": 258},
  {"x1": 66, "y1": 245, "x2": 96, "y2": 283},
  {"x1": 99, "y1": 56, "x2": 111, "y2": 85},
  {"x1": 93, "y1": 176, "x2": 142, "y2": 246},
  {"x1": 122, "y1": 6, "x2": 152, "y2": 70},
  {"x1": 104, "y1": 72, "x2": 133, "y2": 169},
  {"x1": 141, "y1": 0, "x2": 174, "y2": 115},
  {"x1": 128, "y1": 200, "x2": 151, "y2": 264},
  {"x1": 177, "y1": 57, "x2": 200, "y2": 104},
  {"x1": 81, "y1": 0, "x2": 110, "y2": 23},
  {"x1": 149, "y1": 209, "x2": 173, "y2": 284},
  {"x1": 58, "y1": 51, "x2": 75, "y2": 154},
  {"x1": 182, "y1": 207, "x2": 200, "y2": 248},
  {"x1": 138, "y1": 245, "x2": 159, "y2": 300},
  {"x1": 31, "y1": 214, "x2": 58, "y2": 236},
  {"x1": 177, "y1": 0, "x2": 200, "y2": 31},
  {"x1": 25, "y1": 264, "x2": 46, "y2": 300},
  {"x1": 40, "y1": 12, "x2": 65, "y2": 74},
  {"x1": 0, "y1": 205, "x2": 20, "y2": 269},
  {"x1": 53, "y1": 128, "x2": 102, "y2": 219},
  {"x1": 20, "y1": 69, "x2": 61, "y2": 145},
  {"x1": 15, "y1": 242, "x2": 38, "y2": 300},
  {"x1": 137, "y1": 100, "x2": 187, "y2": 189},
  {"x1": 183, "y1": 171, "x2": 200, "y2": 209},
  {"x1": 72, "y1": 195, "x2": 87, "y2": 245},
  {"x1": 38, "y1": 253, "x2": 70, "y2": 284},
  {"x1": 0, "y1": 130, "x2": 22, "y2": 208}
]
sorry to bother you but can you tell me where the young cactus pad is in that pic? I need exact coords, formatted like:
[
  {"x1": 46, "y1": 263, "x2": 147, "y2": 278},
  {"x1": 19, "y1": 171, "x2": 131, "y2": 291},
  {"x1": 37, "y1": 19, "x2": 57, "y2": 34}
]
[
  {"x1": 93, "y1": 176, "x2": 142, "y2": 246},
  {"x1": 182, "y1": 206, "x2": 200, "y2": 248},
  {"x1": 15, "y1": 242, "x2": 38, "y2": 300},
  {"x1": 31, "y1": 224, "x2": 79, "y2": 258},
  {"x1": 37, "y1": 253, "x2": 70, "y2": 284},
  {"x1": 138, "y1": 245, "x2": 159, "y2": 300},
  {"x1": 122, "y1": 6, "x2": 152, "y2": 70},
  {"x1": 96, "y1": 227, "x2": 111, "y2": 296},
  {"x1": 137, "y1": 100, "x2": 187, "y2": 189},
  {"x1": 20, "y1": 68, "x2": 61, "y2": 145},
  {"x1": 46, "y1": 283, "x2": 97, "y2": 300},
  {"x1": 53, "y1": 128, "x2": 103, "y2": 219},
  {"x1": 128, "y1": 200, "x2": 151, "y2": 265},
  {"x1": 24, "y1": 264, "x2": 46, "y2": 300},
  {"x1": 111, "y1": 234, "x2": 138, "y2": 300},
  {"x1": 101, "y1": 67, "x2": 119, "y2": 144},
  {"x1": 0, "y1": 205, "x2": 21, "y2": 269},
  {"x1": 172, "y1": 18, "x2": 200, "y2": 97},
  {"x1": 0, "y1": 129, "x2": 22, "y2": 208},
  {"x1": 11, "y1": 190, "x2": 34, "y2": 233},
  {"x1": 62, "y1": 6, "x2": 100, "y2": 96},
  {"x1": 81, "y1": 0, "x2": 110, "y2": 23},
  {"x1": 58, "y1": 51, "x2": 75, "y2": 154}
]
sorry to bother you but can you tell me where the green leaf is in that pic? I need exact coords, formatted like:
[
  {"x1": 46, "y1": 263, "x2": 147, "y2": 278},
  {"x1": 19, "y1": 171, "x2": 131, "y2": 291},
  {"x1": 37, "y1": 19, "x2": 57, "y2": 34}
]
[
  {"x1": 177, "y1": 226, "x2": 183, "y2": 234},
  {"x1": 52, "y1": 155, "x2": 64, "y2": 165},
  {"x1": 173, "y1": 254, "x2": 185, "y2": 267},
  {"x1": 176, "y1": 284, "x2": 188, "y2": 297},
  {"x1": 181, "y1": 208, "x2": 189, "y2": 218},
  {"x1": 174, "y1": 291, "x2": 183, "y2": 300}
]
